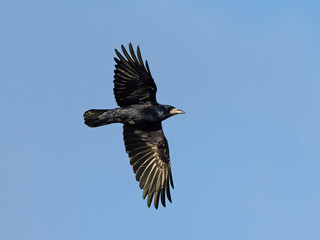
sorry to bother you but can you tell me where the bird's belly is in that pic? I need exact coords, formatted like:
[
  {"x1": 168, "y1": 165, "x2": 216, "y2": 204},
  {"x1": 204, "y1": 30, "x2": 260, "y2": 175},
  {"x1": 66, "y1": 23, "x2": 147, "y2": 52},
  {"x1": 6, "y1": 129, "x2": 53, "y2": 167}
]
[
  {"x1": 118, "y1": 106, "x2": 160, "y2": 125},
  {"x1": 126, "y1": 116, "x2": 159, "y2": 125}
]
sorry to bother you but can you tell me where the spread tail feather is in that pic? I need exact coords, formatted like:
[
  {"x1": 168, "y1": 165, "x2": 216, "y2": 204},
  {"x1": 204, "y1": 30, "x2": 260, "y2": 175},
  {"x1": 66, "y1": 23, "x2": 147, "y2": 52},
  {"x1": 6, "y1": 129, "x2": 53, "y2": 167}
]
[{"x1": 83, "y1": 109, "x2": 117, "y2": 127}]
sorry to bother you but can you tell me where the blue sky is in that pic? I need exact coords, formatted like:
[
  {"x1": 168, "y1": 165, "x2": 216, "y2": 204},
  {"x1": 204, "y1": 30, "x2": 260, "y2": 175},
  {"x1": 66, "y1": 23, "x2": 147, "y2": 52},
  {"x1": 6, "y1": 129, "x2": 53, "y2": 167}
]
[{"x1": 1, "y1": 1, "x2": 320, "y2": 239}]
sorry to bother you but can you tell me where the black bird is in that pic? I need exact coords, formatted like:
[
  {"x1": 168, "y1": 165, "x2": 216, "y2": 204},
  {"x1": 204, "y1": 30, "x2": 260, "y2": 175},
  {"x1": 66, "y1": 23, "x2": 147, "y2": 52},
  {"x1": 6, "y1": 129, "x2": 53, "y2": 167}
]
[{"x1": 83, "y1": 43, "x2": 184, "y2": 209}]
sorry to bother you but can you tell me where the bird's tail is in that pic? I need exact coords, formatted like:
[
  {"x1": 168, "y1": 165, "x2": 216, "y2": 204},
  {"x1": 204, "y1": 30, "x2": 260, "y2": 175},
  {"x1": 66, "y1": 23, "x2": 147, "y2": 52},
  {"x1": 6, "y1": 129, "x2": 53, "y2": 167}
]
[{"x1": 83, "y1": 109, "x2": 117, "y2": 127}]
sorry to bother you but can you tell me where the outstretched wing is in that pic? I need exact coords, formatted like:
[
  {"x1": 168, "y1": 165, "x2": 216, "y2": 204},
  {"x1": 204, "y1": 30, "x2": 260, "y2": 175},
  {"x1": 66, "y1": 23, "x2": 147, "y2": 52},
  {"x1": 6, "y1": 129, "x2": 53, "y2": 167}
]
[
  {"x1": 113, "y1": 43, "x2": 157, "y2": 107},
  {"x1": 123, "y1": 123, "x2": 174, "y2": 209}
]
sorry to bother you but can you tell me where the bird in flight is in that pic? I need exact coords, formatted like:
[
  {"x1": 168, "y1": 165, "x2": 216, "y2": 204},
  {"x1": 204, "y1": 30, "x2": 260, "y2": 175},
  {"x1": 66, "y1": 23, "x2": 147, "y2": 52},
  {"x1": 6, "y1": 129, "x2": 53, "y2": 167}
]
[{"x1": 83, "y1": 43, "x2": 184, "y2": 209}]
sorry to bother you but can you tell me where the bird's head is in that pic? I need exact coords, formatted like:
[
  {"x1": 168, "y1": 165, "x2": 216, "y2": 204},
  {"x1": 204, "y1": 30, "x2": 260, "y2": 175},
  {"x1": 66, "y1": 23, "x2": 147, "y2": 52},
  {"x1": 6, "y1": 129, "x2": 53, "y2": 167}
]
[{"x1": 158, "y1": 105, "x2": 185, "y2": 120}]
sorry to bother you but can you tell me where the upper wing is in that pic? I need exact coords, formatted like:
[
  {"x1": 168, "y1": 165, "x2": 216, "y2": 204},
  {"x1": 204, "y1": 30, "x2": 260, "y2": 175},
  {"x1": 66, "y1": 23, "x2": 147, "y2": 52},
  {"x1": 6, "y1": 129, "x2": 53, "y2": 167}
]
[
  {"x1": 123, "y1": 123, "x2": 174, "y2": 209},
  {"x1": 113, "y1": 43, "x2": 157, "y2": 107}
]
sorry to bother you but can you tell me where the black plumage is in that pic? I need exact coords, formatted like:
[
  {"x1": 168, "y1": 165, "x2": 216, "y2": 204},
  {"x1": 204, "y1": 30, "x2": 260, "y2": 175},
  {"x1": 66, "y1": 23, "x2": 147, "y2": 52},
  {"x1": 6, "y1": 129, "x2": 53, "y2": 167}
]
[{"x1": 84, "y1": 43, "x2": 184, "y2": 209}]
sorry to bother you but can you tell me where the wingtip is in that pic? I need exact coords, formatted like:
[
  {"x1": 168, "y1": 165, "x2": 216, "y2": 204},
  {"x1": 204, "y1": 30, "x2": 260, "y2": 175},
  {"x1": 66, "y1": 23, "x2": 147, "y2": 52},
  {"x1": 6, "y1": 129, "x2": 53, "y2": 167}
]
[
  {"x1": 170, "y1": 170, "x2": 174, "y2": 189},
  {"x1": 147, "y1": 192, "x2": 154, "y2": 207},
  {"x1": 136, "y1": 45, "x2": 145, "y2": 67},
  {"x1": 129, "y1": 42, "x2": 134, "y2": 51},
  {"x1": 114, "y1": 48, "x2": 121, "y2": 58}
]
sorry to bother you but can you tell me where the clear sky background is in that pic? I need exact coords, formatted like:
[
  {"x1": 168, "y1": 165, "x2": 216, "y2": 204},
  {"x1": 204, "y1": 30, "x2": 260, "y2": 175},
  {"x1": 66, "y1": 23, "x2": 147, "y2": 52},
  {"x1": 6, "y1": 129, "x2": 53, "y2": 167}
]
[{"x1": 1, "y1": 1, "x2": 320, "y2": 239}]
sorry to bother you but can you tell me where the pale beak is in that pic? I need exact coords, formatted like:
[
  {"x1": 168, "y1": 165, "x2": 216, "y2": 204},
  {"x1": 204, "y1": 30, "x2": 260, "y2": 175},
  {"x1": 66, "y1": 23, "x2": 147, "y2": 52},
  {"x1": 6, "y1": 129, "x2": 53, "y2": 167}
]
[{"x1": 170, "y1": 108, "x2": 185, "y2": 115}]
